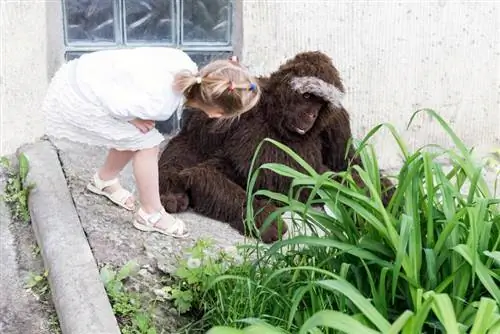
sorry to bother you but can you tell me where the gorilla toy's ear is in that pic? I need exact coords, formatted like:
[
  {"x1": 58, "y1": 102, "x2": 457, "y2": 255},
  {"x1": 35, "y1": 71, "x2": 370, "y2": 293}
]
[{"x1": 290, "y1": 76, "x2": 345, "y2": 108}]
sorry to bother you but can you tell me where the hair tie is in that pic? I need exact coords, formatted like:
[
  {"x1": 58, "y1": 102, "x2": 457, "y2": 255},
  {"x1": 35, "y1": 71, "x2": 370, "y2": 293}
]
[
  {"x1": 229, "y1": 55, "x2": 239, "y2": 63},
  {"x1": 195, "y1": 76, "x2": 202, "y2": 84},
  {"x1": 248, "y1": 83, "x2": 257, "y2": 91},
  {"x1": 228, "y1": 81, "x2": 235, "y2": 92}
]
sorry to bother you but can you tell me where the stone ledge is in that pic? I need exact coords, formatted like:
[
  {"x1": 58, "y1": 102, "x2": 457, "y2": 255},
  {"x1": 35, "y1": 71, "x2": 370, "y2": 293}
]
[{"x1": 19, "y1": 140, "x2": 120, "y2": 334}]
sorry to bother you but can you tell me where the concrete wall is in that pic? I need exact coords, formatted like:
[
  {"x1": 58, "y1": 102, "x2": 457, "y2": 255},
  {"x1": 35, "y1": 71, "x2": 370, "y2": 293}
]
[
  {"x1": 1, "y1": 1, "x2": 498, "y2": 170},
  {"x1": 0, "y1": 0, "x2": 64, "y2": 155},
  {"x1": 241, "y1": 0, "x2": 500, "y2": 169}
]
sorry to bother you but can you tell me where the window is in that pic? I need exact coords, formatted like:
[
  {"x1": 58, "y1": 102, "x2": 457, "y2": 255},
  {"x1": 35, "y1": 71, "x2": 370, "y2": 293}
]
[{"x1": 61, "y1": 0, "x2": 237, "y2": 133}]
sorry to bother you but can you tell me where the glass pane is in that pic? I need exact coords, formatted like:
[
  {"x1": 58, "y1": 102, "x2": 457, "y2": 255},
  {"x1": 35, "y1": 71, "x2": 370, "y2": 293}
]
[
  {"x1": 182, "y1": 0, "x2": 231, "y2": 44},
  {"x1": 65, "y1": 51, "x2": 87, "y2": 61},
  {"x1": 64, "y1": 0, "x2": 115, "y2": 43},
  {"x1": 185, "y1": 51, "x2": 232, "y2": 67},
  {"x1": 125, "y1": 0, "x2": 174, "y2": 43}
]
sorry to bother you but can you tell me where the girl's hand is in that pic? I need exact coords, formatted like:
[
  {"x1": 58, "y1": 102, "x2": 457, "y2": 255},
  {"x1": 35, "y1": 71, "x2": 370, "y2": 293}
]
[{"x1": 129, "y1": 118, "x2": 155, "y2": 133}]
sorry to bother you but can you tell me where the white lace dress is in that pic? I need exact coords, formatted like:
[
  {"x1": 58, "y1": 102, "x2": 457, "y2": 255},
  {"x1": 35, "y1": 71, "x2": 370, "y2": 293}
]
[{"x1": 42, "y1": 47, "x2": 198, "y2": 151}]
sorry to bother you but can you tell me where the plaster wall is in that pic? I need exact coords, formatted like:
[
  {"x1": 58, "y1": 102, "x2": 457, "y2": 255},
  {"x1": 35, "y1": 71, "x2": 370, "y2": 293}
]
[
  {"x1": 241, "y1": 1, "x2": 500, "y2": 169},
  {"x1": 0, "y1": 0, "x2": 64, "y2": 155}
]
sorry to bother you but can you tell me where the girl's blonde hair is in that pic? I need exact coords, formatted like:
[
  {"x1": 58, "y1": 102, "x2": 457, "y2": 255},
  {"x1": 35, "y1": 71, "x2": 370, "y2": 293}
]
[{"x1": 174, "y1": 57, "x2": 261, "y2": 117}]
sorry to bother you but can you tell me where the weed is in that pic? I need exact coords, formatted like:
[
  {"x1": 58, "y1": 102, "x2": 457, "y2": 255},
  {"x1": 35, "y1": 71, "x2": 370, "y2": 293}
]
[
  {"x1": 32, "y1": 245, "x2": 41, "y2": 257},
  {"x1": 25, "y1": 270, "x2": 50, "y2": 301},
  {"x1": 24, "y1": 269, "x2": 61, "y2": 333},
  {"x1": 100, "y1": 260, "x2": 158, "y2": 334},
  {"x1": 48, "y1": 313, "x2": 62, "y2": 334},
  {"x1": 0, "y1": 153, "x2": 34, "y2": 222},
  {"x1": 162, "y1": 239, "x2": 248, "y2": 317}
]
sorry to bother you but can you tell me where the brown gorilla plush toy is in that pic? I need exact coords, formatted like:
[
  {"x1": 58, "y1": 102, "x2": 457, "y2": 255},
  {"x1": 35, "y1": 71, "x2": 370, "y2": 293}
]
[{"x1": 158, "y1": 51, "x2": 394, "y2": 243}]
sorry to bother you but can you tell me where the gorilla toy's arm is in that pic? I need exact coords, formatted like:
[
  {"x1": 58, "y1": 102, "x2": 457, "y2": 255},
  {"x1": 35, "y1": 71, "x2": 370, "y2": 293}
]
[
  {"x1": 178, "y1": 157, "x2": 286, "y2": 243},
  {"x1": 158, "y1": 134, "x2": 202, "y2": 213}
]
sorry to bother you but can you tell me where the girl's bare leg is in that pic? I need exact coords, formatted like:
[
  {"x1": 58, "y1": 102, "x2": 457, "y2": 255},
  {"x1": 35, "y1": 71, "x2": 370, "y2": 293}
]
[
  {"x1": 99, "y1": 148, "x2": 136, "y2": 180},
  {"x1": 95, "y1": 148, "x2": 136, "y2": 208},
  {"x1": 132, "y1": 146, "x2": 185, "y2": 232}
]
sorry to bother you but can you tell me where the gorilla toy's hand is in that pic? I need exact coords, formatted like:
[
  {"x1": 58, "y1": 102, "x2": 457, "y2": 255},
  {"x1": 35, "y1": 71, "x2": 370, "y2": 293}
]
[
  {"x1": 251, "y1": 199, "x2": 288, "y2": 243},
  {"x1": 160, "y1": 192, "x2": 190, "y2": 213}
]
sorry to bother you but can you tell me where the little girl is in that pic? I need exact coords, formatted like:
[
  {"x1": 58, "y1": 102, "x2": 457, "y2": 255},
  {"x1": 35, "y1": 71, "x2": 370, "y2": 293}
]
[{"x1": 42, "y1": 46, "x2": 261, "y2": 239}]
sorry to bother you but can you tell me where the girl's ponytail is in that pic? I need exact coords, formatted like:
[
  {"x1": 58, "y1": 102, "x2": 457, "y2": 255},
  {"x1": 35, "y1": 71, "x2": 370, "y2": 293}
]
[{"x1": 173, "y1": 70, "x2": 201, "y2": 95}]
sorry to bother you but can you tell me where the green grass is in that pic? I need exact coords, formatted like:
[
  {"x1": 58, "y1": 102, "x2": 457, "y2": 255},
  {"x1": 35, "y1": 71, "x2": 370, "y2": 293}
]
[
  {"x1": 168, "y1": 109, "x2": 500, "y2": 334},
  {"x1": 1, "y1": 153, "x2": 34, "y2": 222},
  {"x1": 100, "y1": 261, "x2": 158, "y2": 334}
]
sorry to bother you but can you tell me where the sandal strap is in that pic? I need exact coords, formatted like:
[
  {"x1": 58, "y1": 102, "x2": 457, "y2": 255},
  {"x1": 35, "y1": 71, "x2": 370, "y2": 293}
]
[
  {"x1": 159, "y1": 208, "x2": 185, "y2": 234},
  {"x1": 93, "y1": 173, "x2": 119, "y2": 190},
  {"x1": 145, "y1": 211, "x2": 163, "y2": 227},
  {"x1": 137, "y1": 209, "x2": 185, "y2": 235},
  {"x1": 109, "y1": 187, "x2": 133, "y2": 205}
]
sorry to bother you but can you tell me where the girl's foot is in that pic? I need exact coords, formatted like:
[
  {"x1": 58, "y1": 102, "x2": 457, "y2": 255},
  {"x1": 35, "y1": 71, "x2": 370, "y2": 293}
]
[
  {"x1": 86, "y1": 172, "x2": 136, "y2": 211},
  {"x1": 132, "y1": 207, "x2": 188, "y2": 238}
]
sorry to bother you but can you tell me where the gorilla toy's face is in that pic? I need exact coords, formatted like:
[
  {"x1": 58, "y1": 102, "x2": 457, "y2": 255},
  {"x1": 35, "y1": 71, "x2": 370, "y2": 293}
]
[
  {"x1": 263, "y1": 51, "x2": 346, "y2": 137},
  {"x1": 285, "y1": 92, "x2": 325, "y2": 135}
]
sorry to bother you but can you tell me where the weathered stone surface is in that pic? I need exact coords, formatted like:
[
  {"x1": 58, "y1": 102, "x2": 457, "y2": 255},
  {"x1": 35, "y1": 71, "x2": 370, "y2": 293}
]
[
  {"x1": 50, "y1": 137, "x2": 249, "y2": 331},
  {"x1": 0, "y1": 157, "x2": 56, "y2": 334},
  {"x1": 52, "y1": 137, "x2": 248, "y2": 272},
  {"x1": 20, "y1": 141, "x2": 121, "y2": 334}
]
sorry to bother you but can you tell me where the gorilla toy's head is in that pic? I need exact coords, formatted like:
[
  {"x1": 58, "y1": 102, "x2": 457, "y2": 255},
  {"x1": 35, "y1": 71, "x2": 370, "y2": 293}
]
[{"x1": 260, "y1": 51, "x2": 346, "y2": 138}]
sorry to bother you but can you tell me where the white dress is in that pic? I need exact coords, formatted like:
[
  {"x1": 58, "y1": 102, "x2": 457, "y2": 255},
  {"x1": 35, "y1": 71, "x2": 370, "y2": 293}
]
[{"x1": 42, "y1": 47, "x2": 198, "y2": 150}]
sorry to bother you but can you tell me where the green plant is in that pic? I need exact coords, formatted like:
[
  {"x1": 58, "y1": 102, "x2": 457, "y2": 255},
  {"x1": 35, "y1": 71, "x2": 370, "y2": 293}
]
[
  {"x1": 25, "y1": 269, "x2": 50, "y2": 299},
  {"x1": 484, "y1": 148, "x2": 500, "y2": 195},
  {"x1": 100, "y1": 261, "x2": 157, "y2": 334},
  {"x1": 48, "y1": 312, "x2": 62, "y2": 334},
  {"x1": 0, "y1": 153, "x2": 34, "y2": 222},
  {"x1": 174, "y1": 109, "x2": 500, "y2": 333},
  {"x1": 32, "y1": 245, "x2": 41, "y2": 257},
  {"x1": 25, "y1": 269, "x2": 62, "y2": 333},
  {"x1": 163, "y1": 239, "x2": 250, "y2": 325}
]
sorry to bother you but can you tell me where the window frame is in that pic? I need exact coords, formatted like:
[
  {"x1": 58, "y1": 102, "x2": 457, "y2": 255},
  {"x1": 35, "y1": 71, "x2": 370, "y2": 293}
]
[
  {"x1": 58, "y1": 0, "x2": 242, "y2": 134},
  {"x1": 61, "y1": 0, "x2": 237, "y2": 56}
]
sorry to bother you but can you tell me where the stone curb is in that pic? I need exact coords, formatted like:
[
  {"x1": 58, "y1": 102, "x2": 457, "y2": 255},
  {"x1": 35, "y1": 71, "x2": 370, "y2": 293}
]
[{"x1": 18, "y1": 140, "x2": 120, "y2": 334}]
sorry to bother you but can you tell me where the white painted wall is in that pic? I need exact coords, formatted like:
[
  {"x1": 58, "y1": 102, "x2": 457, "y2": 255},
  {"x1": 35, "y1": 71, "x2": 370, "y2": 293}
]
[
  {"x1": 242, "y1": 0, "x2": 500, "y2": 170},
  {"x1": 1, "y1": 0, "x2": 498, "y2": 172},
  {"x1": 0, "y1": 0, "x2": 64, "y2": 155}
]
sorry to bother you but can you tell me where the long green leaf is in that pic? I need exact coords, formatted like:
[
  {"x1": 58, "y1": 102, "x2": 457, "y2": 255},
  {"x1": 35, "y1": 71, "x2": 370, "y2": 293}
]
[
  {"x1": 392, "y1": 214, "x2": 412, "y2": 304},
  {"x1": 387, "y1": 310, "x2": 414, "y2": 334},
  {"x1": 299, "y1": 310, "x2": 381, "y2": 334},
  {"x1": 207, "y1": 327, "x2": 245, "y2": 334},
  {"x1": 265, "y1": 236, "x2": 393, "y2": 268},
  {"x1": 426, "y1": 292, "x2": 460, "y2": 334},
  {"x1": 316, "y1": 280, "x2": 391, "y2": 332},
  {"x1": 469, "y1": 297, "x2": 500, "y2": 334},
  {"x1": 423, "y1": 248, "x2": 438, "y2": 289},
  {"x1": 453, "y1": 244, "x2": 500, "y2": 304},
  {"x1": 422, "y1": 152, "x2": 436, "y2": 247}
]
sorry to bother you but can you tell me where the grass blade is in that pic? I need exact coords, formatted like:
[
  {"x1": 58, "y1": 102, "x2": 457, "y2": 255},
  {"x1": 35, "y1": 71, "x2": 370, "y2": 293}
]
[
  {"x1": 316, "y1": 279, "x2": 391, "y2": 332},
  {"x1": 453, "y1": 244, "x2": 500, "y2": 304},
  {"x1": 469, "y1": 297, "x2": 500, "y2": 334},
  {"x1": 298, "y1": 310, "x2": 381, "y2": 334},
  {"x1": 426, "y1": 292, "x2": 461, "y2": 334},
  {"x1": 387, "y1": 310, "x2": 414, "y2": 334}
]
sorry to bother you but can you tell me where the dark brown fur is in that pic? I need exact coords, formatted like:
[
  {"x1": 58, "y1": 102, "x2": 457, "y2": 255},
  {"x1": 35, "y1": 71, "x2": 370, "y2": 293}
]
[{"x1": 158, "y1": 51, "x2": 394, "y2": 243}]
